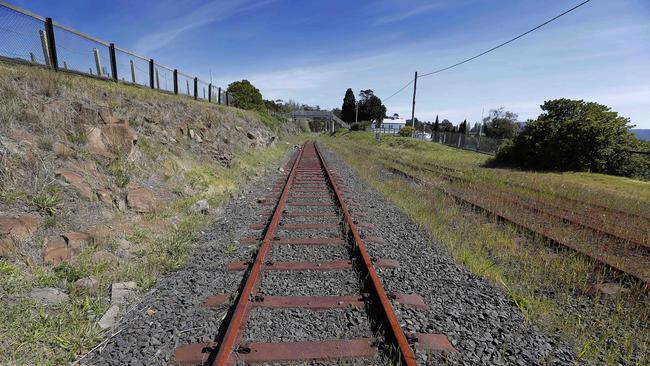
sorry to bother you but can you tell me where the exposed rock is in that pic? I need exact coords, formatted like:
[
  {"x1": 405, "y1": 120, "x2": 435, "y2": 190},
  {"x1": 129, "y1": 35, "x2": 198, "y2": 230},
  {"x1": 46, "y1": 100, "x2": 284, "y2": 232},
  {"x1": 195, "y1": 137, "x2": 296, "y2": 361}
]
[
  {"x1": 30, "y1": 287, "x2": 68, "y2": 306},
  {"x1": 115, "y1": 195, "x2": 127, "y2": 212},
  {"x1": 43, "y1": 235, "x2": 78, "y2": 265},
  {"x1": 127, "y1": 188, "x2": 157, "y2": 213},
  {"x1": 189, "y1": 199, "x2": 210, "y2": 214},
  {"x1": 62, "y1": 231, "x2": 92, "y2": 250},
  {"x1": 53, "y1": 142, "x2": 74, "y2": 158},
  {"x1": 195, "y1": 134, "x2": 203, "y2": 143},
  {"x1": 85, "y1": 126, "x2": 114, "y2": 159},
  {"x1": 596, "y1": 282, "x2": 629, "y2": 296},
  {"x1": 74, "y1": 277, "x2": 99, "y2": 291},
  {"x1": 111, "y1": 281, "x2": 137, "y2": 304},
  {"x1": 55, "y1": 169, "x2": 93, "y2": 199},
  {"x1": 0, "y1": 238, "x2": 13, "y2": 257},
  {"x1": 96, "y1": 187, "x2": 114, "y2": 206},
  {"x1": 98, "y1": 304, "x2": 120, "y2": 329},
  {"x1": 0, "y1": 214, "x2": 39, "y2": 239},
  {"x1": 91, "y1": 250, "x2": 118, "y2": 264},
  {"x1": 214, "y1": 150, "x2": 233, "y2": 167},
  {"x1": 234, "y1": 125, "x2": 243, "y2": 132},
  {"x1": 9, "y1": 129, "x2": 36, "y2": 145},
  {"x1": 278, "y1": 167, "x2": 285, "y2": 173},
  {"x1": 189, "y1": 129, "x2": 196, "y2": 140},
  {"x1": 246, "y1": 130, "x2": 258, "y2": 140},
  {"x1": 101, "y1": 122, "x2": 137, "y2": 156},
  {"x1": 98, "y1": 108, "x2": 123, "y2": 124}
]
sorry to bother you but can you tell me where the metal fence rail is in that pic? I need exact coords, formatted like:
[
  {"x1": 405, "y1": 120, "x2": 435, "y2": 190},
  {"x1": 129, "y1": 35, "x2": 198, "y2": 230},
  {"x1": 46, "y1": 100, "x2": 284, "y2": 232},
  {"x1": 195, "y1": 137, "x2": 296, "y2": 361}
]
[
  {"x1": 430, "y1": 131, "x2": 503, "y2": 155},
  {"x1": 0, "y1": 1, "x2": 234, "y2": 106}
]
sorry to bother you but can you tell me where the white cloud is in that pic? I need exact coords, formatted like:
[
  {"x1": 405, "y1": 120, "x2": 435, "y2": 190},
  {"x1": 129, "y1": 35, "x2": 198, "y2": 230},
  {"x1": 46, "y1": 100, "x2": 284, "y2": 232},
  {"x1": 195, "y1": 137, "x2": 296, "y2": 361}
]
[
  {"x1": 372, "y1": 2, "x2": 445, "y2": 26},
  {"x1": 133, "y1": 0, "x2": 274, "y2": 54}
]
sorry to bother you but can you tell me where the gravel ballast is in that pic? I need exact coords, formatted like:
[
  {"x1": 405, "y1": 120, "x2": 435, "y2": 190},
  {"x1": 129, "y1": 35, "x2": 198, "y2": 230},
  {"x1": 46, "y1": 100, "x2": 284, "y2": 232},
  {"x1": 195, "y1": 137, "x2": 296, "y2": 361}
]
[{"x1": 81, "y1": 143, "x2": 577, "y2": 366}]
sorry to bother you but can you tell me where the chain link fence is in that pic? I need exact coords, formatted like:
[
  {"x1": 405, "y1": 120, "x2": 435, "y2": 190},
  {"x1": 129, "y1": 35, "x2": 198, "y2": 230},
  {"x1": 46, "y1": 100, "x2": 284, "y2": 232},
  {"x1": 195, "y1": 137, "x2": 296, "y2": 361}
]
[
  {"x1": 0, "y1": 1, "x2": 234, "y2": 105},
  {"x1": 430, "y1": 131, "x2": 504, "y2": 155}
]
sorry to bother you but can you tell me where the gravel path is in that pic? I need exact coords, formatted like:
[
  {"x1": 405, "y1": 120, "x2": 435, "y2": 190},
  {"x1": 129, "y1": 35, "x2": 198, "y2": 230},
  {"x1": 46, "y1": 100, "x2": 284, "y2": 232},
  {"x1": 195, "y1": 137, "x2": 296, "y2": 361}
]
[{"x1": 81, "y1": 143, "x2": 577, "y2": 366}]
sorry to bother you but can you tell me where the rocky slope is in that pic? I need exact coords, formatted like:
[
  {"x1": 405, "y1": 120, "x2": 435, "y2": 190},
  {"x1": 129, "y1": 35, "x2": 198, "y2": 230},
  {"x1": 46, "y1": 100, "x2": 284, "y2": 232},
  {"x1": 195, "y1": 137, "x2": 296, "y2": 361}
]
[{"x1": 0, "y1": 61, "x2": 301, "y2": 365}]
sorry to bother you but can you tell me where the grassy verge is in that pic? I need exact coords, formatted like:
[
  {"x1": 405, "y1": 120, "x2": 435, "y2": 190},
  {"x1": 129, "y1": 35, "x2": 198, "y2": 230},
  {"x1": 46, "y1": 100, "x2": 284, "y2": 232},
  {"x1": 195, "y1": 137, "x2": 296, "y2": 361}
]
[{"x1": 319, "y1": 132, "x2": 649, "y2": 365}]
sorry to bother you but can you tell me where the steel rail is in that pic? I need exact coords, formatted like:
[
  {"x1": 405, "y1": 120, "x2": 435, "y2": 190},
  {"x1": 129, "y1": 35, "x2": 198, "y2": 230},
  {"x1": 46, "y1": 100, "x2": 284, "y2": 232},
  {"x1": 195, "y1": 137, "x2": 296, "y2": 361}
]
[
  {"x1": 387, "y1": 165, "x2": 649, "y2": 284},
  {"x1": 313, "y1": 142, "x2": 418, "y2": 366},
  {"x1": 392, "y1": 158, "x2": 650, "y2": 247},
  {"x1": 210, "y1": 144, "x2": 305, "y2": 365}
]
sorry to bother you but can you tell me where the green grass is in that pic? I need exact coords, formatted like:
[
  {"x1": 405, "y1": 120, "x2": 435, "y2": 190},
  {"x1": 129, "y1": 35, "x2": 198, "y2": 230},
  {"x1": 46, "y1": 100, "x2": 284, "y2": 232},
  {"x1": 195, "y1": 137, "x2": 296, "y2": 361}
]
[{"x1": 320, "y1": 131, "x2": 649, "y2": 365}]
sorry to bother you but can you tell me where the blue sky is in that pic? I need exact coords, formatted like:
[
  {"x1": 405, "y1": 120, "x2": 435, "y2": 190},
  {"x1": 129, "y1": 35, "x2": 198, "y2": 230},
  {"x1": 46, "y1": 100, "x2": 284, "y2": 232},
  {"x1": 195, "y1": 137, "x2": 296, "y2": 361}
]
[{"x1": 11, "y1": 0, "x2": 650, "y2": 127}]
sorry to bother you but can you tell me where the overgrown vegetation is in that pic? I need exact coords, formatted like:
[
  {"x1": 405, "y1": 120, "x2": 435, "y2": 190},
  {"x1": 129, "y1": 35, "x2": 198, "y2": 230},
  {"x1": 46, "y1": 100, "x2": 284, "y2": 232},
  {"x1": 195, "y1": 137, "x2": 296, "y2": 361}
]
[
  {"x1": 494, "y1": 99, "x2": 649, "y2": 179},
  {"x1": 226, "y1": 79, "x2": 265, "y2": 111},
  {"x1": 320, "y1": 132, "x2": 649, "y2": 365},
  {"x1": 0, "y1": 61, "x2": 300, "y2": 365}
]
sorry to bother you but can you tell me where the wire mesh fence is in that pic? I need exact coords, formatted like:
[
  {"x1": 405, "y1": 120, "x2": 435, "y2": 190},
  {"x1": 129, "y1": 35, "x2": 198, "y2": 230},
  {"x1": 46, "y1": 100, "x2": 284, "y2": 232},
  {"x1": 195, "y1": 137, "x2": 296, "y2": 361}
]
[
  {"x1": 430, "y1": 131, "x2": 504, "y2": 155},
  {"x1": 0, "y1": 3, "x2": 46, "y2": 64},
  {"x1": 0, "y1": 2, "x2": 233, "y2": 105},
  {"x1": 115, "y1": 47, "x2": 149, "y2": 86}
]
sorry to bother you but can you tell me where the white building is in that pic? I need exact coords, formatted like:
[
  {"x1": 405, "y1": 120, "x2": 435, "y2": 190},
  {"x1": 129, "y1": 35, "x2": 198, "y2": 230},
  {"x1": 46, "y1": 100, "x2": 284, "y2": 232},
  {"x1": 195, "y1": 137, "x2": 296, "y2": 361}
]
[{"x1": 377, "y1": 115, "x2": 407, "y2": 134}]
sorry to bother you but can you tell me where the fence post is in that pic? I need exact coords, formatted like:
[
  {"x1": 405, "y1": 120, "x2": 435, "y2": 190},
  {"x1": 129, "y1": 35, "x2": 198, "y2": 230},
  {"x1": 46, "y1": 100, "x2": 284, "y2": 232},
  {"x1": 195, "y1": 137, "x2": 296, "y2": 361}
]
[
  {"x1": 218, "y1": 87, "x2": 222, "y2": 104},
  {"x1": 92, "y1": 48, "x2": 102, "y2": 76},
  {"x1": 130, "y1": 60, "x2": 136, "y2": 83},
  {"x1": 38, "y1": 30, "x2": 50, "y2": 67},
  {"x1": 225, "y1": 92, "x2": 229, "y2": 106},
  {"x1": 173, "y1": 69, "x2": 178, "y2": 94},
  {"x1": 44, "y1": 18, "x2": 58, "y2": 70},
  {"x1": 109, "y1": 43, "x2": 118, "y2": 81},
  {"x1": 155, "y1": 68, "x2": 160, "y2": 88},
  {"x1": 208, "y1": 83, "x2": 212, "y2": 102},
  {"x1": 193, "y1": 77, "x2": 198, "y2": 100},
  {"x1": 148, "y1": 59, "x2": 154, "y2": 88},
  {"x1": 29, "y1": 52, "x2": 36, "y2": 63}
]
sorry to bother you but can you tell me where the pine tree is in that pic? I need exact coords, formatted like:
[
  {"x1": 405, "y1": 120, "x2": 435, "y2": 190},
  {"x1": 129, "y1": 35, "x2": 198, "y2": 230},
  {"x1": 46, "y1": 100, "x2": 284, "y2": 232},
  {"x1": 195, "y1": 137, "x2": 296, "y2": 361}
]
[
  {"x1": 341, "y1": 88, "x2": 356, "y2": 123},
  {"x1": 433, "y1": 115, "x2": 439, "y2": 131},
  {"x1": 458, "y1": 119, "x2": 467, "y2": 134}
]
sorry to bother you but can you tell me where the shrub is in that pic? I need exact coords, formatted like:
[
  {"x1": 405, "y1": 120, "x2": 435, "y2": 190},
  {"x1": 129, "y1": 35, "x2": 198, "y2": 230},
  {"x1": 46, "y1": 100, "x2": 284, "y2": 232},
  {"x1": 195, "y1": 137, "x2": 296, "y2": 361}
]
[
  {"x1": 494, "y1": 99, "x2": 648, "y2": 178},
  {"x1": 349, "y1": 121, "x2": 370, "y2": 131},
  {"x1": 226, "y1": 80, "x2": 264, "y2": 111},
  {"x1": 398, "y1": 126, "x2": 414, "y2": 137}
]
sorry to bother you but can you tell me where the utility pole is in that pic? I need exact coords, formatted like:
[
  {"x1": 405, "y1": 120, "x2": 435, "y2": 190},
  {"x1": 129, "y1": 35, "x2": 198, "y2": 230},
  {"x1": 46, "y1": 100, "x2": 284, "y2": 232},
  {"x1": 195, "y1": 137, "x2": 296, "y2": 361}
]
[
  {"x1": 410, "y1": 71, "x2": 418, "y2": 130},
  {"x1": 355, "y1": 102, "x2": 358, "y2": 123}
]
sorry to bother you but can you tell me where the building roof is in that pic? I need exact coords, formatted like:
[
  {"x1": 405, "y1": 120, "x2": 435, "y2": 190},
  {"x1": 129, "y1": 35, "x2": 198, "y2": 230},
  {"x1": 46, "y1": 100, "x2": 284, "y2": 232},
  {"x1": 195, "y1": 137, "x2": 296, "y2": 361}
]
[{"x1": 383, "y1": 116, "x2": 407, "y2": 125}]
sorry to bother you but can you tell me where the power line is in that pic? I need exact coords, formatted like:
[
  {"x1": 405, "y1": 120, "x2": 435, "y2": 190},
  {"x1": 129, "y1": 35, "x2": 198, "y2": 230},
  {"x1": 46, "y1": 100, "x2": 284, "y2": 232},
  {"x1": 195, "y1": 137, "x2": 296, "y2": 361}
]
[
  {"x1": 382, "y1": 0, "x2": 592, "y2": 100},
  {"x1": 384, "y1": 79, "x2": 413, "y2": 102},
  {"x1": 419, "y1": 0, "x2": 592, "y2": 78}
]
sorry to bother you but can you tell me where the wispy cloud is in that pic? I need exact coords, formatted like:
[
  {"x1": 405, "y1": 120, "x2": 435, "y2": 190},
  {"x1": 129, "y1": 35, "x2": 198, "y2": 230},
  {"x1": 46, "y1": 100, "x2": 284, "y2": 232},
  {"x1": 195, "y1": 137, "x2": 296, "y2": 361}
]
[
  {"x1": 372, "y1": 2, "x2": 445, "y2": 26},
  {"x1": 133, "y1": 0, "x2": 274, "y2": 54}
]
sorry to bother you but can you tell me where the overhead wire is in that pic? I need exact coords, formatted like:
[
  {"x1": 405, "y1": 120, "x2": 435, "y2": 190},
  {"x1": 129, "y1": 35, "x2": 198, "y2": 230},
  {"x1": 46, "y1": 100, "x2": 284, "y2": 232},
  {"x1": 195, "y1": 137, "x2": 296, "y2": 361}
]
[{"x1": 382, "y1": 0, "x2": 593, "y2": 100}]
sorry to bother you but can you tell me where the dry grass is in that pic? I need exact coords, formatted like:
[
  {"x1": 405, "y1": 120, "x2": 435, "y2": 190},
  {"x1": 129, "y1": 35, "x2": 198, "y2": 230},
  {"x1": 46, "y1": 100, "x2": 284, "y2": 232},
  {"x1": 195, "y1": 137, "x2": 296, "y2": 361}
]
[
  {"x1": 0, "y1": 61, "x2": 304, "y2": 365},
  {"x1": 320, "y1": 131, "x2": 649, "y2": 365}
]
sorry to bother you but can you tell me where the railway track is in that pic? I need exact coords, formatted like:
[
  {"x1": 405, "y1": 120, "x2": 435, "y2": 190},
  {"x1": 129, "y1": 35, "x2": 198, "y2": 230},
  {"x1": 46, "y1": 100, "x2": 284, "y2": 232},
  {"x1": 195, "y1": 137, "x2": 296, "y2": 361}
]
[
  {"x1": 384, "y1": 164, "x2": 650, "y2": 284},
  {"x1": 390, "y1": 158, "x2": 649, "y2": 248},
  {"x1": 173, "y1": 141, "x2": 455, "y2": 365}
]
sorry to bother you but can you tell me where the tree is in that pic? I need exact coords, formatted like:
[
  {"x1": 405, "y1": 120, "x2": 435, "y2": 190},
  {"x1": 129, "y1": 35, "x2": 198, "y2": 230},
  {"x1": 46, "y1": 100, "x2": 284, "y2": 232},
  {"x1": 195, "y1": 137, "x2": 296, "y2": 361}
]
[
  {"x1": 226, "y1": 80, "x2": 264, "y2": 111},
  {"x1": 494, "y1": 99, "x2": 649, "y2": 178},
  {"x1": 458, "y1": 120, "x2": 467, "y2": 134},
  {"x1": 483, "y1": 108, "x2": 519, "y2": 139},
  {"x1": 440, "y1": 119, "x2": 453, "y2": 132},
  {"x1": 331, "y1": 108, "x2": 342, "y2": 118},
  {"x1": 341, "y1": 88, "x2": 356, "y2": 123},
  {"x1": 432, "y1": 115, "x2": 439, "y2": 131},
  {"x1": 357, "y1": 89, "x2": 386, "y2": 127}
]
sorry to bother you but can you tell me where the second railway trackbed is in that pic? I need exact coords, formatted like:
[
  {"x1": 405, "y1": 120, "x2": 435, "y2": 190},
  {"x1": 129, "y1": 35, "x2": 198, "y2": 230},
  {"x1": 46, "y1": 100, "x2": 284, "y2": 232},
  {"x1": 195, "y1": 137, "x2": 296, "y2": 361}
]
[
  {"x1": 383, "y1": 163, "x2": 650, "y2": 284},
  {"x1": 172, "y1": 141, "x2": 456, "y2": 365}
]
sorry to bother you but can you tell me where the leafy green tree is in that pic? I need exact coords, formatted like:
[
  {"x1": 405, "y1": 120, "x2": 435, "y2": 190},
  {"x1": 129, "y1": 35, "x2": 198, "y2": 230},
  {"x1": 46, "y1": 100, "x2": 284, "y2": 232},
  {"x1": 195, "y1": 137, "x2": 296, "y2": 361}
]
[
  {"x1": 494, "y1": 99, "x2": 648, "y2": 178},
  {"x1": 227, "y1": 80, "x2": 264, "y2": 111},
  {"x1": 357, "y1": 89, "x2": 387, "y2": 126},
  {"x1": 440, "y1": 119, "x2": 453, "y2": 132},
  {"x1": 483, "y1": 108, "x2": 519, "y2": 139},
  {"x1": 341, "y1": 88, "x2": 356, "y2": 123}
]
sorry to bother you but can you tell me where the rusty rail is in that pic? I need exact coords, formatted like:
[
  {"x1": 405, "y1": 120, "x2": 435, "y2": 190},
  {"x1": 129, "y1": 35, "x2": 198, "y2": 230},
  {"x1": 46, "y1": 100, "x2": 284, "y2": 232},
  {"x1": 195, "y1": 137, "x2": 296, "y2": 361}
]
[{"x1": 174, "y1": 141, "x2": 455, "y2": 365}]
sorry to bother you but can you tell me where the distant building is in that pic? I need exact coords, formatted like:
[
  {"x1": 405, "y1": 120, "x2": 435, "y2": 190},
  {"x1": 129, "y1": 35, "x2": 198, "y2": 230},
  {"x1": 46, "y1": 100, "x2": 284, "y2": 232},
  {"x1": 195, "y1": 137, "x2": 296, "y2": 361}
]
[{"x1": 377, "y1": 115, "x2": 407, "y2": 134}]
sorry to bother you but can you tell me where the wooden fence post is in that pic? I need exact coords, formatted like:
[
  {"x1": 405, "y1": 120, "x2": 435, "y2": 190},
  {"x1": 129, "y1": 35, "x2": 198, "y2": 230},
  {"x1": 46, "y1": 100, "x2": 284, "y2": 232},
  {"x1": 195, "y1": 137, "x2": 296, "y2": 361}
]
[
  {"x1": 38, "y1": 30, "x2": 50, "y2": 67},
  {"x1": 148, "y1": 59, "x2": 154, "y2": 88},
  {"x1": 193, "y1": 77, "x2": 198, "y2": 100},
  {"x1": 208, "y1": 83, "x2": 212, "y2": 102},
  {"x1": 93, "y1": 48, "x2": 102, "y2": 76},
  {"x1": 218, "y1": 87, "x2": 222, "y2": 104}
]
